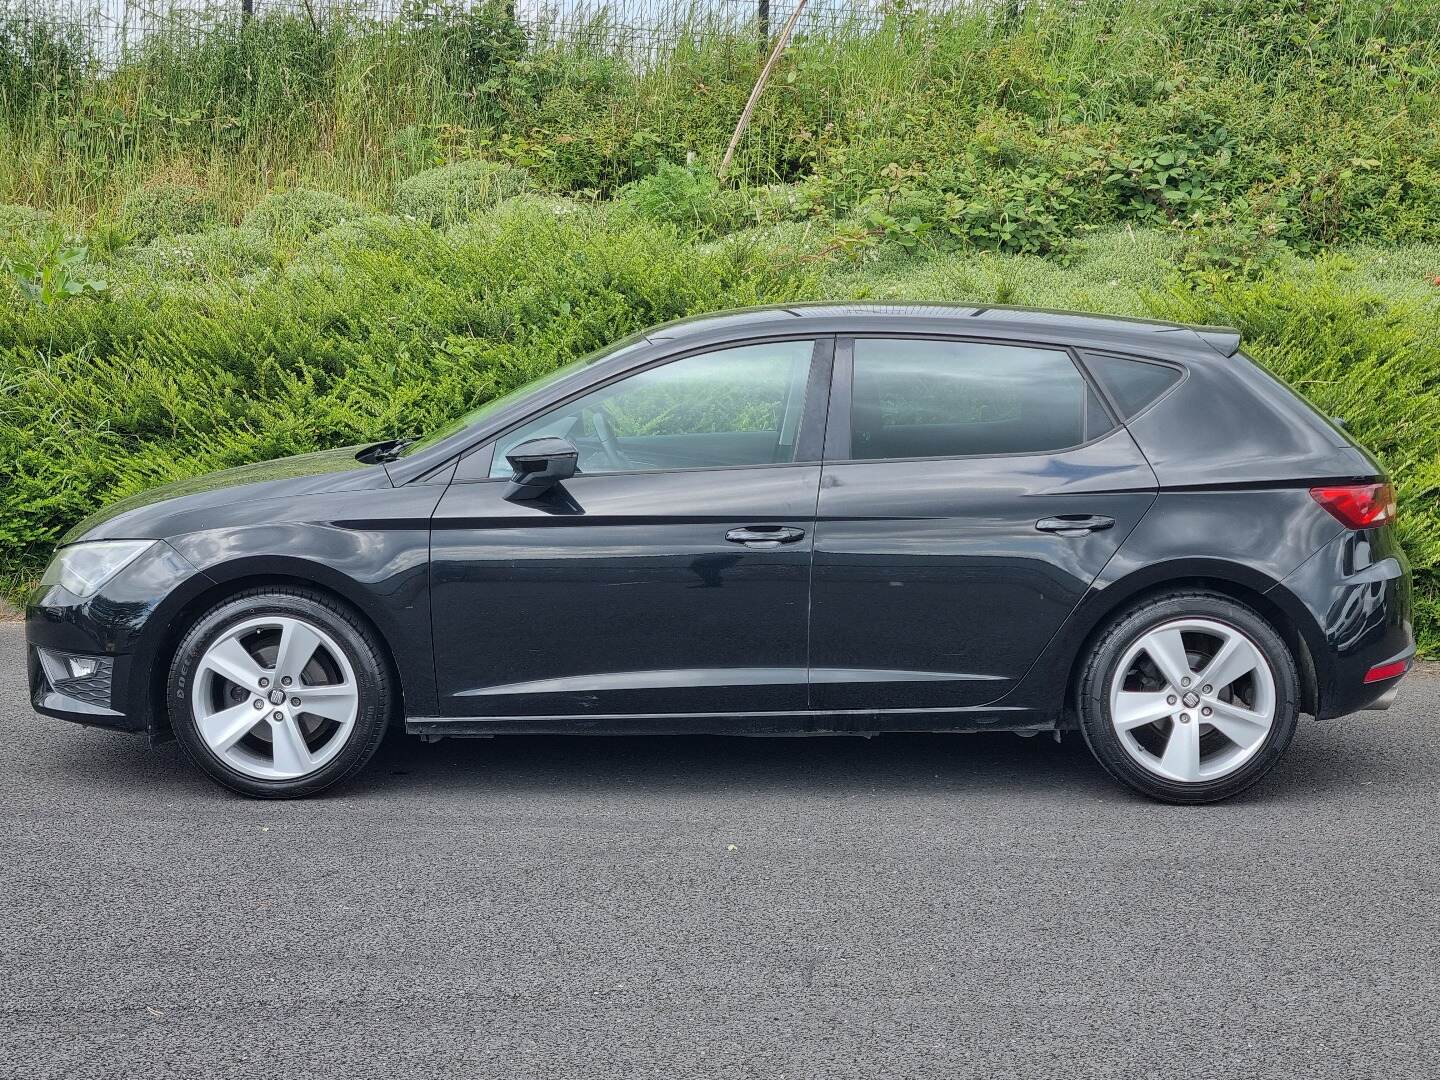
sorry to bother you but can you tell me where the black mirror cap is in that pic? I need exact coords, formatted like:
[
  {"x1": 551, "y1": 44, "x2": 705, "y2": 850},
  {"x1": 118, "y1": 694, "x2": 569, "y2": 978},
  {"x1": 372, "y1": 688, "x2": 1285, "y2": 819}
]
[{"x1": 504, "y1": 437, "x2": 579, "y2": 501}]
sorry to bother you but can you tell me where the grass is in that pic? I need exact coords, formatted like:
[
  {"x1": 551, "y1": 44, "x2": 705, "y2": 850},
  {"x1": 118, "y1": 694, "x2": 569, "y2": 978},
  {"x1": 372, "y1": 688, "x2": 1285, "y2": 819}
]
[{"x1": 0, "y1": 0, "x2": 1437, "y2": 649}]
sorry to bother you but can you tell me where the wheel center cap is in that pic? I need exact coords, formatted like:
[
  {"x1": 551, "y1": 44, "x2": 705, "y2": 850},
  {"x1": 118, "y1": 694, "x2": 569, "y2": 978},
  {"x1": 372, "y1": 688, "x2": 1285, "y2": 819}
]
[
  {"x1": 268, "y1": 688, "x2": 286, "y2": 705},
  {"x1": 1182, "y1": 691, "x2": 1200, "y2": 709}
]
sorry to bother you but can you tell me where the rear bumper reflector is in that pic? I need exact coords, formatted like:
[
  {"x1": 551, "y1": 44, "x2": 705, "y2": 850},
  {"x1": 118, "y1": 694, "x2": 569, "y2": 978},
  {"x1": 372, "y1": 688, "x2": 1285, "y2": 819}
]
[{"x1": 1363, "y1": 658, "x2": 1411, "y2": 684}]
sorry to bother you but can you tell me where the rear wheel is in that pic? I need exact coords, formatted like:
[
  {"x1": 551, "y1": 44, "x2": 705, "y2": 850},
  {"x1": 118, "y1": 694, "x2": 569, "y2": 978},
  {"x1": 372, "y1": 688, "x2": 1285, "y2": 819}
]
[
  {"x1": 168, "y1": 587, "x2": 392, "y2": 798},
  {"x1": 1077, "y1": 591, "x2": 1300, "y2": 803}
]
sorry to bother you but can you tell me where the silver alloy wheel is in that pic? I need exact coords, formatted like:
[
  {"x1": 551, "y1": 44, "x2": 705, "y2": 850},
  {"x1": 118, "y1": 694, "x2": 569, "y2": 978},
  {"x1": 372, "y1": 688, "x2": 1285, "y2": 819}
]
[
  {"x1": 1109, "y1": 617, "x2": 1277, "y2": 784},
  {"x1": 191, "y1": 615, "x2": 360, "y2": 780}
]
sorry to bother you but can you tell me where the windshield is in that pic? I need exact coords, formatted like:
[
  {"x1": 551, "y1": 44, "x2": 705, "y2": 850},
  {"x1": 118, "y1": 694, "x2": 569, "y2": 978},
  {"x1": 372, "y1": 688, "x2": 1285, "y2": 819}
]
[{"x1": 402, "y1": 332, "x2": 650, "y2": 456}]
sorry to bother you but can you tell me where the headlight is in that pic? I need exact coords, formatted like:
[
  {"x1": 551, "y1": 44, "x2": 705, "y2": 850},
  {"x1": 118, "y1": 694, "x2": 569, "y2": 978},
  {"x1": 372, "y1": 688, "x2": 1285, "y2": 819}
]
[{"x1": 38, "y1": 540, "x2": 157, "y2": 598}]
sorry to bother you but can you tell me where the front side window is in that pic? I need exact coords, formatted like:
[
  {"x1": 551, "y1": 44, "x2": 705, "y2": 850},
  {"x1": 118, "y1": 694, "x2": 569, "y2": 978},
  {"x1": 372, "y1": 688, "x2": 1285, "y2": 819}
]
[
  {"x1": 848, "y1": 338, "x2": 1109, "y2": 460},
  {"x1": 490, "y1": 340, "x2": 815, "y2": 477}
]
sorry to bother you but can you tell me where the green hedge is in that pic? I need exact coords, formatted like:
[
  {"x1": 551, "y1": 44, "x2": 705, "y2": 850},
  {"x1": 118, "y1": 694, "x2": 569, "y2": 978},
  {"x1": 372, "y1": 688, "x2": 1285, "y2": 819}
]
[{"x1": 1, "y1": 209, "x2": 1435, "y2": 651}]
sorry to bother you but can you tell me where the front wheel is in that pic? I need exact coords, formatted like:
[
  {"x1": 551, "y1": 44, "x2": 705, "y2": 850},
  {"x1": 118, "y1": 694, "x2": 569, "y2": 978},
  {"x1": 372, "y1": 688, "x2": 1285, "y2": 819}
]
[
  {"x1": 168, "y1": 587, "x2": 393, "y2": 798},
  {"x1": 1077, "y1": 591, "x2": 1300, "y2": 804}
]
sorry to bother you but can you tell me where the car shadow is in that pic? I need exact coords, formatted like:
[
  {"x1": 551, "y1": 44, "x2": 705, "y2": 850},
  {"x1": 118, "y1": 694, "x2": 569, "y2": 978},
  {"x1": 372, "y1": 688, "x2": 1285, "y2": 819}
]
[
  {"x1": 38, "y1": 714, "x2": 1406, "y2": 805},
  {"x1": 354, "y1": 727, "x2": 1114, "y2": 800},
  {"x1": 336, "y1": 715, "x2": 1399, "y2": 805}
]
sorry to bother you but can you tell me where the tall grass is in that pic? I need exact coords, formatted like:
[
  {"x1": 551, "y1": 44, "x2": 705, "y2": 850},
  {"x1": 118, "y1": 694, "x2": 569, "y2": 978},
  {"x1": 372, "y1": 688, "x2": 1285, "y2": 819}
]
[{"x1": 2, "y1": 0, "x2": 1438, "y2": 225}]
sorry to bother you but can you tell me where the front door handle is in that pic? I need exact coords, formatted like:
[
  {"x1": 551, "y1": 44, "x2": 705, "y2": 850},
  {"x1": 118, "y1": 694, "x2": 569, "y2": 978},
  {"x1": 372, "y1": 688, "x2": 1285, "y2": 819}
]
[
  {"x1": 726, "y1": 526, "x2": 806, "y2": 548},
  {"x1": 1035, "y1": 514, "x2": 1115, "y2": 536}
]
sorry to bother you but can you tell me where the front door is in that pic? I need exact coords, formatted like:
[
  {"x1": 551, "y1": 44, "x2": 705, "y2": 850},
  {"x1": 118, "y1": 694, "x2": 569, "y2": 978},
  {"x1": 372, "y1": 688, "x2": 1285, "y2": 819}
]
[
  {"x1": 809, "y1": 335, "x2": 1158, "y2": 711},
  {"x1": 430, "y1": 337, "x2": 829, "y2": 719}
]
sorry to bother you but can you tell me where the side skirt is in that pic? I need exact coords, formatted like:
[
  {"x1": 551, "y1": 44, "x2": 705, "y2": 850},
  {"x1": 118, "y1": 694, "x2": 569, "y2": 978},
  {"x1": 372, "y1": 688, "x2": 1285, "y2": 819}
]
[{"x1": 405, "y1": 706, "x2": 1049, "y2": 739}]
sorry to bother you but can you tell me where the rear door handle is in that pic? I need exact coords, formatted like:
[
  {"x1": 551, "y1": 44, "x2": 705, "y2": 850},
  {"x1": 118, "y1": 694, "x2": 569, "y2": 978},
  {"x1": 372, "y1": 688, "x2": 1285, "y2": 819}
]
[
  {"x1": 726, "y1": 526, "x2": 806, "y2": 548},
  {"x1": 1035, "y1": 514, "x2": 1115, "y2": 536}
]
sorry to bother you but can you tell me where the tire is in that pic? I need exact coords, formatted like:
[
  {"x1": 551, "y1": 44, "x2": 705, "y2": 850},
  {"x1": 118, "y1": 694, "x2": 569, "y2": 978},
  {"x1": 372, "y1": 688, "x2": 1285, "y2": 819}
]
[
  {"x1": 168, "y1": 586, "x2": 393, "y2": 798},
  {"x1": 1077, "y1": 590, "x2": 1300, "y2": 804}
]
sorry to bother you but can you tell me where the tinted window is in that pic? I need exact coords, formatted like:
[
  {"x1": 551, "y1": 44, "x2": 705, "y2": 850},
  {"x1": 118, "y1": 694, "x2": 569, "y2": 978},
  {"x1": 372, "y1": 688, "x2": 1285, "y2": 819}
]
[
  {"x1": 490, "y1": 340, "x2": 814, "y2": 476},
  {"x1": 848, "y1": 339, "x2": 1097, "y2": 460},
  {"x1": 405, "y1": 334, "x2": 650, "y2": 456},
  {"x1": 1085, "y1": 384, "x2": 1117, "y2": 441},
  {"x1": 1085, "y1": 353, "x2": 1182, "y2": 418}
]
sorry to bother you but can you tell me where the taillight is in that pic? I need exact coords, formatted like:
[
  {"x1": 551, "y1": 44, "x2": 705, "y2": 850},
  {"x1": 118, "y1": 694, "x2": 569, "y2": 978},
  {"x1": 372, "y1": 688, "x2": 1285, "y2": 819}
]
[{"x1": 1309, "y1": 483, "x2": 1396, "y2": 529}]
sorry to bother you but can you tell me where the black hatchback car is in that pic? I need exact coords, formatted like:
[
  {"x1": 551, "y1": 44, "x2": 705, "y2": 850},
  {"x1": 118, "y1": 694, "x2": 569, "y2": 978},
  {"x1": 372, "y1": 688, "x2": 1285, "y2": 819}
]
[{"x1": 27, "y1": 304, "x2": 1413, "y2": 802}]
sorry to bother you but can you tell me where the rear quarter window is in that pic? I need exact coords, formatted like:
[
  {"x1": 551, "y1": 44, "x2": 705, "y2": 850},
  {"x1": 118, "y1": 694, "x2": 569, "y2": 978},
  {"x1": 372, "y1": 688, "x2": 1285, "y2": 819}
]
[{"x1": 1083, "y1": 353, "x2": 1183, "y2": 418}]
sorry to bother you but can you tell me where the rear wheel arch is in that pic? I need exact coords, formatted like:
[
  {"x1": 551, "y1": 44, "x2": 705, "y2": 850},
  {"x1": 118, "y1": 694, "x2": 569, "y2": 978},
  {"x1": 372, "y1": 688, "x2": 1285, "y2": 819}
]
[
  {"x1": 1074, "y1": 587, "x2": 1303, "y2": 802},
  {"x1": 1063, "y1": 571, "x2": 1322, "y2": 721}
]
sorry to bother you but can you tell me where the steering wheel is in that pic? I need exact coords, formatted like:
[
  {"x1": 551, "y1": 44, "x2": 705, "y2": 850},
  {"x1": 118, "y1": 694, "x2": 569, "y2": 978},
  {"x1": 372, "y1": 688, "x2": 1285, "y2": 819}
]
[{"x1": 587, "y1": 406, "x2": 631, "y2": 471}]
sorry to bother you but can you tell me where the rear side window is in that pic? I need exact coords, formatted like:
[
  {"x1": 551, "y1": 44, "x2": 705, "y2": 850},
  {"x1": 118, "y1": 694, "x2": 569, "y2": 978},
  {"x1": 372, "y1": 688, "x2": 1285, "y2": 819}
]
[
  {"x1": 1084, "y1": 353, "x2": 1182, "y2": 418},
  {"x1": 847, "y1": 338, "x2": 1108, "y2": 460}
]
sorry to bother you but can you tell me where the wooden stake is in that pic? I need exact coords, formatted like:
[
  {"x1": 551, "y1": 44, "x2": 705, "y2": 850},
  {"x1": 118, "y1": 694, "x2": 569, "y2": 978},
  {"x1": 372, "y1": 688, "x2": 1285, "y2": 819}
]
[{"x1": 718, "y1": 0, "x2": 810, "y2": 180}]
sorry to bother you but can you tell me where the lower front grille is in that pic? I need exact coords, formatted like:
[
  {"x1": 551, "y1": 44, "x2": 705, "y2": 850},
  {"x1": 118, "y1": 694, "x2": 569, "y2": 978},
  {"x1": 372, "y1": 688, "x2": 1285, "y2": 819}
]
[
  {"x1": 59, "y1": 659, "x2": 115, "y2": 707},
  {"x1": 35, "y1": 648, "x2": 115, "y2": 710}
]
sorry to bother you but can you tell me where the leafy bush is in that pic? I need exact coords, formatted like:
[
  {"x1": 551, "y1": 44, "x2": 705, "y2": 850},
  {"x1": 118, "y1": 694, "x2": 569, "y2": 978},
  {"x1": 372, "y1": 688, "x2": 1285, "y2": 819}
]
[
  {"x1": 243, "y1": 189, "x2": 367, "y2": 241},
  {"x1": 393, "y1": 159, "x2": 530, "y2": 227},
  {"x1": 612, "y1": 163, "x2": 746, "y2": 238},
  {"x1": 119, "y1": 227, "x2": 276, "y2": 286},
  {"x1": 117, "y1": 183, "x2": 222, "y2": 243},
  {"x1": 0, "y1": 203, "x2": 55, "y2": 244},
  {"x1": 2, "y1": 241, "x2": 106, "y2": 305},
  {"x1": 400, "y1": 0, "x2": 526, "y2": 98}
]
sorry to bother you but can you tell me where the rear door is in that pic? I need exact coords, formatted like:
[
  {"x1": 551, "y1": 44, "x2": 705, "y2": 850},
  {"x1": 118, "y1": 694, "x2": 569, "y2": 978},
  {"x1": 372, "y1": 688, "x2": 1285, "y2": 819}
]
[
  {"x1": 809, "y1": 335, "x2": 1158, "y2": 711},
  {"x1": 429, "y1": 336, "x2": 832, "y2": 719}
]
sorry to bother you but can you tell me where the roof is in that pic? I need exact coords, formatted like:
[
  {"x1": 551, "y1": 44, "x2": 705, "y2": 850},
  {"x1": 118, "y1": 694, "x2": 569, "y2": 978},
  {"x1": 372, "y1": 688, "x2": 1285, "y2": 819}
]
[{"x1": 643, "y1": 302, "x2": 1241, "y2": 359}]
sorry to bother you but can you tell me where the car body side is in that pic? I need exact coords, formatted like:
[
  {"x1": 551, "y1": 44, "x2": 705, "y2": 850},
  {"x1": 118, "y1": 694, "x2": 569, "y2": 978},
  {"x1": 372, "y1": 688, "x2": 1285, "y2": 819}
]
[{"x1": 26, "y1": 307, "x2": 1413, "y2": 740}]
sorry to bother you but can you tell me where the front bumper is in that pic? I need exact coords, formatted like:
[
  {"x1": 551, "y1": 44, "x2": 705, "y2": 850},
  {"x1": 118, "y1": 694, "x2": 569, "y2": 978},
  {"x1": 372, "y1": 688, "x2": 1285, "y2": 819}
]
[{"x1": 25, "y1": 541, "x2": 212, "y2": 735}]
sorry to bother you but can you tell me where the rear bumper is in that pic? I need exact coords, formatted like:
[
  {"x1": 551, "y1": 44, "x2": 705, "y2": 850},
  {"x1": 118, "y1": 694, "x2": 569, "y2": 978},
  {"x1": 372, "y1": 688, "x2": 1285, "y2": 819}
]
[
  {"x1": 1362, "y1": 679, "x2": 1404, "y2": 711},
  {"x1": 1274, "y1": 524, "x2": 1414, "y2": 719}
]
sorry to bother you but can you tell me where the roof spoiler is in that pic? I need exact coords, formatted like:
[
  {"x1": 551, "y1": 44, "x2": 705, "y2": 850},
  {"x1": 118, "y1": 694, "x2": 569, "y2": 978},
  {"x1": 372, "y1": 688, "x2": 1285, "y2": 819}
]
[{"x1": 1195, "y1": 325, "x2": 1241, "y2": 358}]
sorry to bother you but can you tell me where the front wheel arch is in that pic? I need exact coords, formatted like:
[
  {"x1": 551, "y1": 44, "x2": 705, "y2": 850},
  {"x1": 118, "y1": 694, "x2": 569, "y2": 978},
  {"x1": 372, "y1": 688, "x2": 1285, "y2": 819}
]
[{"x1": 147, "y1": 573, "x2": 404, "y2": 741}]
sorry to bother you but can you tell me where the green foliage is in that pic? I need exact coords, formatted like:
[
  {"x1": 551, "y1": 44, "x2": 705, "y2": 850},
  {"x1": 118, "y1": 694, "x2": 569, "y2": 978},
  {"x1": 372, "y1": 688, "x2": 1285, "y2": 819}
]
[
  {"x1": 117, "y1": 183, "x2": 221, "y2": 242},
  {"x1": 393, "y1": 158, "x2": 530, "y2": 227},
  {"x1": 0, "y1": 14, "x2": 87, "y2": 116},
  {"x1": 1, "y1": 0, "x2": 1436, "y2": 252},
  {"x1": 243, "y1": 189, "x2": 366, "y2": 241},
  {"x1": 0, "y1": 202, "x2": 54, "y2": 244},
  {"x1": 119, "y1": 226, "x2": 276, "y2": 286},
  {"x1": 3, "y1": 241, "x2": 106, "y2": 304},
  {"x1": 0, "y1": 197, "x2": 815, "y2": 568},
  {"x1": 612, "y1": 162, "x2": 744, "y2": 238},
  {"x1": 1, "y1": 0, "x2": 1439, "y2": 652},
  {"x1": 399, "y1": 0, "x2": 526, "y2": 97}
]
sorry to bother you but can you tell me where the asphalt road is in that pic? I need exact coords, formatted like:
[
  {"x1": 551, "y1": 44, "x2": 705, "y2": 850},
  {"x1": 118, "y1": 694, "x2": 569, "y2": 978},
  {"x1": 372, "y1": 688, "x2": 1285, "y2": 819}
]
[{"x1": 2, "y1": 621, "x2": 1438, "y2": 1080}]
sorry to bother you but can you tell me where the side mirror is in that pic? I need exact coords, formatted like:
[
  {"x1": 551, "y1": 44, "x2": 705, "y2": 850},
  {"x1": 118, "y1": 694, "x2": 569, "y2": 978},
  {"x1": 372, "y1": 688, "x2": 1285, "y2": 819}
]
[{"x1": 504, "y1": 437, "x2": 579, "y2": 501}]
